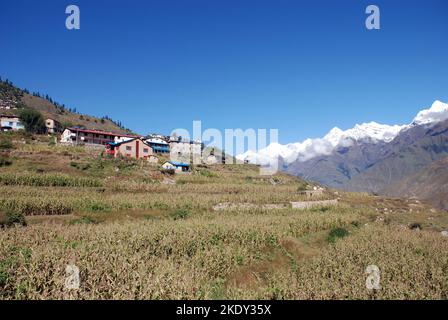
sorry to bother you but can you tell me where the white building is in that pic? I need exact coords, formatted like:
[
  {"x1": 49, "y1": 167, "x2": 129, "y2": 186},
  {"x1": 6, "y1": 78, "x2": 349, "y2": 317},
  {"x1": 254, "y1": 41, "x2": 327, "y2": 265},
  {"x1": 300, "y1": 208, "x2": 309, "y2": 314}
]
[
  {"x1": 0, "y1": 115, "x2": 24, "y2": 131},
  {"x1": 169, "y1": 138, "x2": 203, "y2": 164},
  {"x1": 60, "y1": 127, "x2": 139, "y2": 145}
]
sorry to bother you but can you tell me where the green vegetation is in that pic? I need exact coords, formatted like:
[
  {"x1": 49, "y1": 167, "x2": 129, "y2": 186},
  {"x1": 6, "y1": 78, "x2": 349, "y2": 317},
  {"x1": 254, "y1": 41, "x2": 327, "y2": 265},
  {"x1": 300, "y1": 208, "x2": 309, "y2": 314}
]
[
  {"x1": 19, "y1": 108, "x2": 46, "y2": 133},
  {"x1": 0, "y1": 210, "x2": 27, "y2": 228},
  {"x1": 170, "y1": 208, "x2": 190, "y2": 220},
  {"x1": 327, "y1": 227, "x2": 349, "y2": 243},
  {"x1": 0, "y1": 137, "x2": 13, "y2": 150},
  {"x1": 0, "y1": 173, "x2": 103, "y2": 188},
  {"x1": 0, "y1": 156, "x2": 12, "y2": 167}
]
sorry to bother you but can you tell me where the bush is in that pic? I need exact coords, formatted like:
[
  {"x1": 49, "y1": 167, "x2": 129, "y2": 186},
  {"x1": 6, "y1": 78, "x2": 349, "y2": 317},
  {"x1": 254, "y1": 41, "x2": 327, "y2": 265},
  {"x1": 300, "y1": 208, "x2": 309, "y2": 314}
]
[
  {"x1": 70, "y1": 216, "x2": 97, "y2": 225},
  {"x1": 170, "y1": 208, "x2": 190, "y2": 220},
  {"x1": 19, "y1": 108, "x2": 46, "y2": 133},
  {"x1": 70, "y1": 161, "x2": 91, "y2": 170},
  {"x1": 0, "y1": 138, "x2": 13, "y2": 150},
  {"x1": 199, "y1": 169, "x2": 217, "y2": 178},
  {"x1": 0, "y1": 211, "x2": 27, "y2": 228},
  {"x1": 327, "y1": 227, "x2": 349, "y2": 243},
  {"x1": 0, "y1": 155, "x2": 12, "y2": 167}
]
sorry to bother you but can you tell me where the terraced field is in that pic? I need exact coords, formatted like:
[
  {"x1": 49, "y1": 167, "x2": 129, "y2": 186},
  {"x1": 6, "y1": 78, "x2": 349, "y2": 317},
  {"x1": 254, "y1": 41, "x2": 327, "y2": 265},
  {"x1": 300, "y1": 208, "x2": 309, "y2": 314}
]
[{"x1": 1, "y1": 136, "x2": 447, "y2": 299}]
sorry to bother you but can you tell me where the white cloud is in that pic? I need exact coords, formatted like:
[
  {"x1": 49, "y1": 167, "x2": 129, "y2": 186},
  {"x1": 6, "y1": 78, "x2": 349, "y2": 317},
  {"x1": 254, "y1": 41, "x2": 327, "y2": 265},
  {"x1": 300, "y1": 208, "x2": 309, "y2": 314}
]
[{"x1": 237, "y1": 100, "x2": 448, "y2": 165}]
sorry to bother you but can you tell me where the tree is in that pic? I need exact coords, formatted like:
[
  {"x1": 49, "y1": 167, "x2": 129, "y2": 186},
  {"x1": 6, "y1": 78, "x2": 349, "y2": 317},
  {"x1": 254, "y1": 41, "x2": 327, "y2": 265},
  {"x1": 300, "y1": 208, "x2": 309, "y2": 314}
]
[{"x1": 19, "y1": 108, "x2": 46, "y2": 134}]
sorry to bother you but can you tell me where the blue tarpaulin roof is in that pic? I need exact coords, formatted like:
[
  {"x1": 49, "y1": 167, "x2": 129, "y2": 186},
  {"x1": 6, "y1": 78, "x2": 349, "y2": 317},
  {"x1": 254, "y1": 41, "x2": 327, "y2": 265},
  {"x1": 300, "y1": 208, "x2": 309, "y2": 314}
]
[
  {"x1": 152, "y1": 146, "x2": 170, "y2": 151},
  {"x1": 167, "y1": 161, "x2": 190, "y2": 167}
]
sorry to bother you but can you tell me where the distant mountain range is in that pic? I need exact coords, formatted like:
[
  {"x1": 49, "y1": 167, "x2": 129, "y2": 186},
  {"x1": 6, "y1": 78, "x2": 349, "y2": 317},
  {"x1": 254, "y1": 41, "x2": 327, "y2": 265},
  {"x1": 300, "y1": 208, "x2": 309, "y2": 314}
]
[{"x1": 237, "y1": 100, "x2": 448, "y2": 209}]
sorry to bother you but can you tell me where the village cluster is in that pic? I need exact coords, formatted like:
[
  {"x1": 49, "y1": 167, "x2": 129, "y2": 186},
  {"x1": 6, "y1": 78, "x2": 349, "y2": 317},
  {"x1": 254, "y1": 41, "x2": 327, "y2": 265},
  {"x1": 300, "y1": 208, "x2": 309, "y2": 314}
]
[
  {"x1": 0, "y1": 114, "x2": 226, "y2": 173},
  {"x1": 61, "y1": 126, "x2": 219, "y2": 173}
]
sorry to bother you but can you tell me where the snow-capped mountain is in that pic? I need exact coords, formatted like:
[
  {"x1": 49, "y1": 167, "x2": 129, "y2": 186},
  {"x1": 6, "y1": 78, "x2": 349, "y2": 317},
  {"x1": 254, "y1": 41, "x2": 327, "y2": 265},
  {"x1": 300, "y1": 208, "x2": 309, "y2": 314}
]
[
  {"x1": 412, "y1": 100, "x2": 448, "y2": 126},
  {"x1": 237, "y1": 100, "x2": 448, "y2": 165}
]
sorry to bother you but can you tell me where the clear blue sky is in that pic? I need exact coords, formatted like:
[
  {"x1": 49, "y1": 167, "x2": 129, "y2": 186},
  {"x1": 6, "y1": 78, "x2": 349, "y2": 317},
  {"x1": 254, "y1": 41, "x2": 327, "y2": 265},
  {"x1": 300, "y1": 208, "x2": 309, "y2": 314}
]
[{"x1": 1, "y1": 0, "x2": 447, "y2": 144}]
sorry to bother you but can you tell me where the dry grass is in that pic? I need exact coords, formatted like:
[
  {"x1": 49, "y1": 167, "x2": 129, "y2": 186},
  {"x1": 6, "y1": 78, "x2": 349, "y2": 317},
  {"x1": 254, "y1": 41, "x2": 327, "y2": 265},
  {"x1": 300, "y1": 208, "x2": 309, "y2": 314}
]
[{"x1": 0, "y1": 139, "x2": 447, "y2": 300}]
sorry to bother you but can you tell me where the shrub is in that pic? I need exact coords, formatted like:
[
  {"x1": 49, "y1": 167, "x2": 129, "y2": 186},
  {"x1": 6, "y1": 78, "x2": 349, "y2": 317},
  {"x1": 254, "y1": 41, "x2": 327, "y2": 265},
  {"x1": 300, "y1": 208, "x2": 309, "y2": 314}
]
[
  {"x1": 0, "y1": 211, "x2": 27, "y2": 228},
  {"x1": 327, "y1": 227, "x2": 349, "y2": 243},
  {"x1": 70, "y1": 216, "x2": 97, "y2": 225},
  {"x1": 170, "y1": 208, "x2": 190, "y2": 220},
  {"x1": 0, "y1": 155, "x2": 12, "y2": 167},
  {"x1": 0, "y1": 138, "x2": 13, "y2": 150},
  {"x1": 70, "y1": 161, "x2": 91, "y2": 170},
  {"x1": 19, "y1": 108, "x2": 46, "y2": 133},
  {"x1": 199, "y1": 169, "x2": 217, "y2": 178}
]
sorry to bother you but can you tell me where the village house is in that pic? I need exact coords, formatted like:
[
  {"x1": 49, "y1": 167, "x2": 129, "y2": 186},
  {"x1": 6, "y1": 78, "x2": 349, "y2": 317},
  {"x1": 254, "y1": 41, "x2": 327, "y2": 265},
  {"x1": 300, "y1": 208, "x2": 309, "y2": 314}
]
[
  {"x1": 161, "y1": 161, "x2": 190, "y2": 173},
  {"x1": 105, "y1": 138, "x2": 155, "y2": 160},
  {"x1": 144, "y1": 136, "x2": 170, "y2": 154},
  {"x1": 60, "y1": 127, "x2": 139, "y2": 145},
  {"x1": 0, "y1": 114, "x2": 24, "y2": 131},
  {"x1": 45, "y1": 118, "x2": 62, "y2": 134},
  {"x1": 169, "y1": 136, "x2": 203, "y2": 163}
]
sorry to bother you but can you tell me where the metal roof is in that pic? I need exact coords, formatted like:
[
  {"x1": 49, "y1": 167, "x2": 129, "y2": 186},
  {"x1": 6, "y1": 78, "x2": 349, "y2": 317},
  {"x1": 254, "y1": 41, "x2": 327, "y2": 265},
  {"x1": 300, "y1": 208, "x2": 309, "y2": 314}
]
[
  {"x1": 166, "y1": 161, "x2": 190, "y2": 167},
  {"x1": 67, "y1": 127, "x2": 140, "y2": 138}
]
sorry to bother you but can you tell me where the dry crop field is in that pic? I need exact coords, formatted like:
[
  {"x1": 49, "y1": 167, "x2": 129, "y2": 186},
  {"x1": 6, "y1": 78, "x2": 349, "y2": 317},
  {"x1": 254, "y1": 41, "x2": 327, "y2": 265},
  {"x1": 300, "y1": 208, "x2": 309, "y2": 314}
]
[{"x1": 0, "y1": 135, "x2": 447, "y2": 299}]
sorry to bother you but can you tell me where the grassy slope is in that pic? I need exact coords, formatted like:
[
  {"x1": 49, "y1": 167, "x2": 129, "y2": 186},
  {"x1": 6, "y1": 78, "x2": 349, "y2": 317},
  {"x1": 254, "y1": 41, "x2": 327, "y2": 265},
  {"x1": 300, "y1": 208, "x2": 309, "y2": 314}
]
[
  {"x1": 1, "y1": 80, "x2": 133, "y2": 134},
  {"x1": 382, "y1": 156, "x2": 448, "y2": 210},
  {"x1": 21, "y1": 93, "x2": 133, "y2": 133},
  {"x1": 0, "y1": 135, "x2": 447, "y2": 299}
]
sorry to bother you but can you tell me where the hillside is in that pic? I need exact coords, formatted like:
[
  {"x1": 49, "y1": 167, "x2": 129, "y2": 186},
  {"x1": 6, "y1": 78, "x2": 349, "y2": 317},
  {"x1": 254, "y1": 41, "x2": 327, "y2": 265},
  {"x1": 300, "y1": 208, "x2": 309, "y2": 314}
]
[
  {"x1": 1, "y1": 136, "x2": 447, "y2": 299},
  {"x1": 382, "y1": 156, "x2": 448, "y2": 210},
  {"x1": 344, "y1": 119, "x2": 448, "y2": 194},
  {"x1": 1, "y1": 79, "x2": 133, "y2": 134}
]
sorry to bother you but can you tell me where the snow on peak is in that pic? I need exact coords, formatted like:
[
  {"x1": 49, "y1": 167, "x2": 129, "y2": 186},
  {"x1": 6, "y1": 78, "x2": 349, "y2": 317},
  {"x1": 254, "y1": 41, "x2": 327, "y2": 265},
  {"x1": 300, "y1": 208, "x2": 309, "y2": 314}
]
[
  {"x1": 412, "y1": 100, "x2": 448, "y2": 125},
  {"x1": 236, "y1": 100, "x2": 448, "y2": 165},
  {"x1": 322, "y1": 122, "x2": 405, "y2": 149},
  {"x1": 237, "y1": 121, "x2": 404, "y2": 165},
  {"x1": 344, "y1": 122, "x2": 405, "y2": 143}
]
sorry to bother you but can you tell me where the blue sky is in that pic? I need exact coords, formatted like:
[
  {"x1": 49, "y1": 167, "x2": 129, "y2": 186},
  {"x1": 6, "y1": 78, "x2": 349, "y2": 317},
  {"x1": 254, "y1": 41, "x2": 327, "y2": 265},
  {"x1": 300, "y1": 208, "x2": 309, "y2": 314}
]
[{"x1": 1, "y1": 0, "x2": 447, "y2": 144}]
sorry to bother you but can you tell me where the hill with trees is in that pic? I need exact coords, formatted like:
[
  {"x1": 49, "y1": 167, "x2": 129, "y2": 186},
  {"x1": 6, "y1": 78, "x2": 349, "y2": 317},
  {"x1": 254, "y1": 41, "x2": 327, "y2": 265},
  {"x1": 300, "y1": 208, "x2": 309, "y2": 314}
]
[{"x1": 0, "y1": 77, "x2": 134, "y2": 134}]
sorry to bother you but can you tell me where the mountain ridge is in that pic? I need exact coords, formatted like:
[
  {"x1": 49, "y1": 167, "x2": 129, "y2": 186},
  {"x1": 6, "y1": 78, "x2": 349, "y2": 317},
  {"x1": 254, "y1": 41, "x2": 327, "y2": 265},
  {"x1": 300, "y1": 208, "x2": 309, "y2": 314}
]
[
  {"x1": 236, "y1": 100, "x2": 448, "y2": 210},
  {"x1": 237, "y1": 100, "x2": 448, "y2": 165}
]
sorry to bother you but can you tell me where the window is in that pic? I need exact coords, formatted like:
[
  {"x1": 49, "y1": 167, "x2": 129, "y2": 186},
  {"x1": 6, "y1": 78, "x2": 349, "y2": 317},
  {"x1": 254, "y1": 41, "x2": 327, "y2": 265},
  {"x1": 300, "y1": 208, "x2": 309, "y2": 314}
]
[
  {"x1": 126, "y1": 146, "x2": 132, "y2": 151},
  {"x1": 9, "y1": 122, "x2": 13, "y2": 126},
  {"x1": 143, "y1": 148, "x2": 149, "y2": 153}
]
